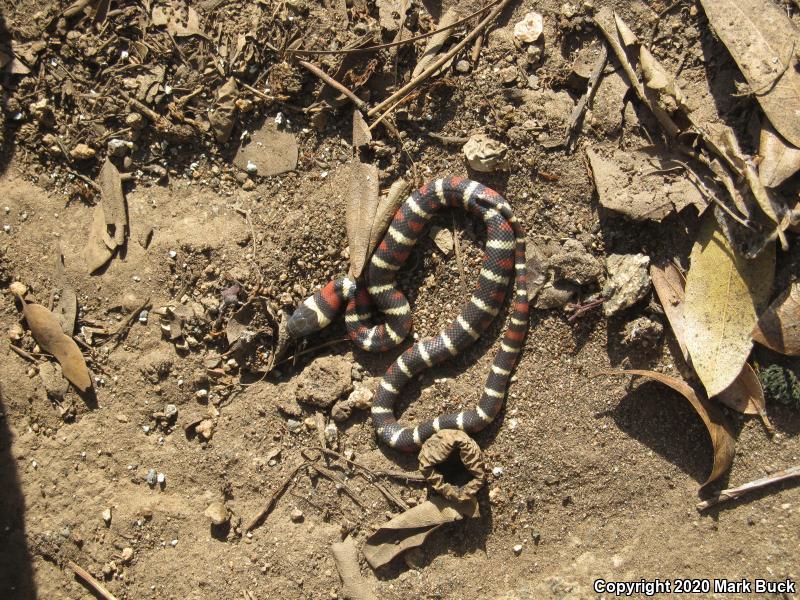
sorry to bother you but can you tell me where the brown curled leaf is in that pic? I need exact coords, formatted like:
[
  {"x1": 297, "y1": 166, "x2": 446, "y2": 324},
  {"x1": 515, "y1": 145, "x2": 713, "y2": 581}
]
[
  {"x1": 650, "y1": 262, "x2": 689, "y2": 361},
  {"x1": 615, "y1": 370, "x2": 736, "y2": 488},
  {"x1": 715, "y1": 363, "x2": 773, "y2": 432},
  {"x1": 752, "y1": 282, "x2": 800, "y2": 355},
  {"x1": 418, "y1": 430, "x2": 485, "y2": 502},
  {"x1": 23, "y1": 303, "x2": 91, "y2": 392},
  {"x1": 759, "y1": 121, "x2": 800, "y2": 189},
  {"x1": 363, "y1": 494, "x2": 478, "y2": 569}
]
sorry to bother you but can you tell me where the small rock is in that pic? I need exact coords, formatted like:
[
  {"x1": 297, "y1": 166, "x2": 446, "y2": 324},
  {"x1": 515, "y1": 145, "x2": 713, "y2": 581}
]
[
  {"x1": 204, "y1": 501, "x2": 229, "y2": 526},
  {"x1": 492, "y1": 466, "x2": 504, "y2": 477},
  {"x1": 107, "y1": 138, "x2": 130, "y2": 157},
  {"x1": 455, "y1": 60, "x2": 471, "y2": 73},
  {"x1": 164, "y1": 404, "x2": 178, "y2": 420},
  {"x1": 293, "y1": 355, "x2": 353, "y2": 408},
  {"x1": 602, "y1": 253, "x2": 651, "y2": 316},
  {"x1": 348, "y1": 384, "x2": 374, "y2": 410},
  {"x1": 290, "y1": 508, "x2": 304, "y2": 523},
  {"x1": 429, "y1": 225, "x2": 454, "y2": 256},
  {"x1": 513, "y1": 543, "x2": 524, "y2": 555},
  {"x1": 146, "y1": 468, "x2": 157, "y2": 486},
  {"x1": 500, "y1": 66, "x2": 518, "y2": 85},
  {"x1": 195, "y1": 418, "x2": 215, "y2": 440},
  {"x1": 324, "y1": 422, "x2": 338, "y2": 445},
  {"x1": 9, "y1": 281, "x2": 27, "y2": 297},
  {"x1": 116, "y1": 413, "x2": 129, "y2": 423},
  {"x1": 286, "y1": 419, "x2": 302, "y2": 433},
  {"x1": 120, "y1": 547, "x2": 134, "y2": 564},
  {"x1": 157, "y1": 472, "x2": 165, "y2": 485},
  {"x1": 535, "y1": 281, "x2": 578, "y2": 309},
  {"x1": 621, "y1": 316, "x2": 663, "y2": 349},
  {"x1": 514, "y1": 11, "x2": 544, "y2": 43},
  {"x1": 242, "y1": 179, "x2": 256, "y2": 191},
  {"x1": 303, "y1": 416, "x2": 317, "y2": 430},
  {"x1": 548, "y1": 239, "x2": 602, "y2": 286},
  {"x1": 70, "y1": 143, "x2": 96, "y2": 160},
  {"x1": 463, "y1": 134, "x2": 509, "y2": 172},
  {"x1": 102, "y1": 507, "x2": 112, "y2": 525}
]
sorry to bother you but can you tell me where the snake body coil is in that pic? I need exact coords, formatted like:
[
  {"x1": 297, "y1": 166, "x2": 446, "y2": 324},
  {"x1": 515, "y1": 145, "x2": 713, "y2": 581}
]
[{"x1": 287, "y1": 177, "x2": 529, "y2": 451}]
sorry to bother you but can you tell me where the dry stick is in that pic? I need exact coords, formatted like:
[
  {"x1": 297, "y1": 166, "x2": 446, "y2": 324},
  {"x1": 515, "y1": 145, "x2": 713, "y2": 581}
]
[
  {"x1": 297, "y1": 60, "x2": 366, "y2": 110},
  {"x1": 560, "y1": 44, "x2": 608, "y2": 153},
  {"x1": 66, "y1": 560, "x2": 120, "y2": 600},
  {"x1": 9, "y1": 344, "x2": 41, "y2": 364},
  {"x1": 367, "y1": 0, "x2": 514, "y2": 119},
  {"x1": 313, "y1": 447, "x2": 410, "y2": 510},
  {"x1": 289, "y1": 0, "x2": 503, "y2": 56},
  {"x1": 697, "y1": 466, "x2": 800, "y2": 511},
  {"x1": 311, "y1": 463, "x2": 369, "y2": 510},
  {"x1": 246, "y1": 461, "x2": 309, "y2": 531}
]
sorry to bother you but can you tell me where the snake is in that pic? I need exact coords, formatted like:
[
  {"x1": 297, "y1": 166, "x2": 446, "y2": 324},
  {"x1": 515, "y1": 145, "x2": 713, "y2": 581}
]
[{"x1": 287, "y1": 177, "x2": 529, "y2": 452}]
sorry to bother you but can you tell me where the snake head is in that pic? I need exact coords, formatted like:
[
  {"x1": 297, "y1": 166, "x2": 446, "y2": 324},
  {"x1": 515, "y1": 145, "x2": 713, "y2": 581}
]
[{"x1": 286, "y1": 303, "x2": 321, "y2": 339}]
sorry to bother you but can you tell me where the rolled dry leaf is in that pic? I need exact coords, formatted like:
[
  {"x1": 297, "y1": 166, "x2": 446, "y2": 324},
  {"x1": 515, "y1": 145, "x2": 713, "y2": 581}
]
[
  {"x1": 418, "y1": 429, "x2": 485, "y2": 502},
  {"x1": 23, "y1": 302, "x2": 91, "y2": 392}
]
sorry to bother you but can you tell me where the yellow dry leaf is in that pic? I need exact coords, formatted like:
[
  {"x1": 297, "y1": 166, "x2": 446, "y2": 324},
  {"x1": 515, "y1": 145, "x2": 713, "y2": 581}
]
[{"x1": 684, "y1": 214, "x2": 775, "y2": 397}]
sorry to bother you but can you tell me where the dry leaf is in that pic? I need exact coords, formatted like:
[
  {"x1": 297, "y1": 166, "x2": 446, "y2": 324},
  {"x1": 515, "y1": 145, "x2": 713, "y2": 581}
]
[
  {"x1": 650, "y1": 262, "x2": 689, "y2": 360},
  {"x1": 620, "y1": 370, "x2": 736, "y2": 487},
  {"x1": 151, "y1": 1, "x2": 203, "y2": 37},
  {"x1": 363, "y1": 495, "x2": 478, "y2": 569},
  {"x1": 613, "y1": 12, "x2": 638, "y2": 46},
  {"x1": 752, "y1": 282, "x2": 800, "y2": 354},
  {"x1": 412, "y1": 9, "x2": 457, "y2": 78},
  {"x1": 23, "y1": 303, "x2": 91, "y2": 392},
  {"x1": 209, "y1": 77, "x2": 238, "y2": 143},
  {"x1": 716, "y1": 363, "x2": 772, "y2": 433},
  {"x1": 352, "y1": 109, "x2": 371, "y2": 149},
  {"x1": 98, "y1": 158, "x2": 127, "y2": 247},
  {"x1": 85, "y1": 204, "x2": 115, "y2": 273},
  {"x1": 367, "y1": 179, "x2": 409, "y2": 264},
  {"x1": 684, "y1": 214, "x2": 775, "y2": 397},
  {"x1": 699, "y1": 0, "x2": 800, "y2": 148},
  {"x1": 429, "y1": 225, "x2": 454, "y2": 256},
  {"x1": 347, "y1": 162, "x2": 380, "y2": 279},
  {"x1": 331, "y1": 536, "x2": 378, "y2": 600},
  {"x1": 758, "y1": 121, "x2": 800, "y2": 188}
]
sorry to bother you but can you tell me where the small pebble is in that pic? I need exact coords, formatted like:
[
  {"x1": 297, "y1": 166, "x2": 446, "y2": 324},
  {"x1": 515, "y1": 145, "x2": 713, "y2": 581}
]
[
  {"x1": 204, "y1": 501, "x2": 229, "y2": 526},
  {"x1": 120, "y1": 547, "x2": 134, "y2": 563},
  {"x1": 303, "y1": 417, "x2": 317, "y2": 430},
  {"x1": 246, "y1": 161, "x2": 258, "y2": 174},
  {"x1": 138, "y1": 310, "x2": 149, "y2": 324},
  {"x1": 492, "y1": 466, "x2": 504, "y2": 477},
  {"x1": 513, "y1": 544, "x2": 523, "y2": 555},
  {"x1": 290, "y1": 508, "x2": 304, "y2": 523},
  {"x1": 102, "y1": 507, "x2": 112, "y2": 525},
  {"x1": 170, "y1": 539, "x2": 178, "y2": 547},
  {"x1": 157, "y1": 472, "x2": 165, "y2": 485},
  {"x1": 455, "y1": 60, "x2": 471, "y2": 73},
  {"x1": 287, "y1": 419, "x2": 302, "y2": 433},
  {"x1": 164, "y1": 404, "x2": 178, "y2": 420},
  {"x1": 146, "y1": 468, "x2": 157, "y2": 486}
]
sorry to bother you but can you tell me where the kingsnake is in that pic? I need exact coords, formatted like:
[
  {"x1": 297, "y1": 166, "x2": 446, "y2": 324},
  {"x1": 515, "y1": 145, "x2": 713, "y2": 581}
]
[{"x1": 287, "y1": 177, "x2": 529, "y2": 452}]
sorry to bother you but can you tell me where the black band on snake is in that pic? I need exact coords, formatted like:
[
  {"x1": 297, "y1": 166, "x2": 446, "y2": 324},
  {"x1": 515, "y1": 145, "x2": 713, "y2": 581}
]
[{"x1": 287, "y1": 177, "x2": 529, "y2": 452}]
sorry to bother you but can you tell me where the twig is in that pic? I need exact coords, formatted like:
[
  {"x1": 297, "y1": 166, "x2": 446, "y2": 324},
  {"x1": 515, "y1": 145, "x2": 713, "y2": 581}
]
[
  {"x1": 66, "y1": 560, "x2": 121, "y2": 600},
  {"x1": 246, "y1": 461, "x2": 309, "y2": 531},
  {"x1": 313, "y1": 447, "x2": 410, "y2": 510},
  {"x1": 697, "y1": 466, "x2": 800, "y2": 511},
  {"x1": 560, "y1": 45, "x2": 608, "y2": 153},
  {"x1": 106, "y1": 298, "x2": 152, "y2": 350},
  {"x1": 289, "y1": 0, "x2": 503, "y2": 56},
  {"x1": 275, "y1": 337, "x2": 350, "y2": 367},
  {"x1": 310, "y1": 463, "x2": 368, "y2": 511},
  {"x1": 9, "y1": 344, "x2": 41, "y2": 364},
  {"x1": 297, "y1": 60, "x2": 366, "y2": 110},
  {"x1": 427, "y1": 132, "x2": 470, "y2": 145},
  {"x1": 367, "y1": 0, "x2": 514, "y2": 118},
  {"x1": 566, "y1": 298, "x2": 604, "y2": 322}
]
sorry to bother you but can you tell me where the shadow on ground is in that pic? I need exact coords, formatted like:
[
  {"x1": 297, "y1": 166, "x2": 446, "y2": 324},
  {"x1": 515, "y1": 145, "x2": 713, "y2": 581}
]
[{"x1": 0, "y1": 383, "x2": 36, "y2": 598}]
